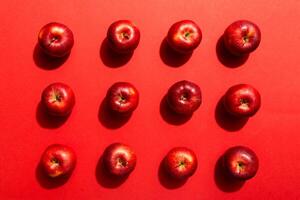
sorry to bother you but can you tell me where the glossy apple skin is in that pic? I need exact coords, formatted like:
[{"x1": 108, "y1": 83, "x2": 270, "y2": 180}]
[
  {"x1": 107, "y1": 20, "x2": 140, "y2": 54},
  {"x1": 38, "y1": 22, "x2": 74, "y2": 57},
  {"x1": 167, "y1": 80, "x2": 202, "y2": 115},
  {"x1": 41, "y1": 82, "x2": 75, "y2": 117},
  {"x1": 106, "y1": 82, "x2": 139, "y2": 114},
  {"x1": 103, "y1": 143, "x2": 137, "y2": 176},
  {"x1": 223, "y1": 20, "x2": 261, "y2": 56},
  {"x1": 223, "y1": 146, "x2": 259, "y2": 180},
  {"x1": 223, "y1": 84, "x2": 261, "y2": 118},
  {"x1": 41, "y1": 144, "x2": 76, "y2": 178},
  {"x1": 164, "y1": 147, "x2": 198, "y2": 180},
  {"x1": 167, "y1": 20, "x2": 202, "y2": 54}
]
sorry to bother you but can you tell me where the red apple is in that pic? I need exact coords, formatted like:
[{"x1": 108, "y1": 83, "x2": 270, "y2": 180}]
[
  {"x1": 223, "y1": 20, "x2": 261, "y2": 56},
  {"x1": 223, "y1": 146, "x2": 259, "y2": 180},
  {"x1": 167, "y1": 80, "x2": 202, "y2": 115},
  {"x1": 41, "y1": 144, "x2": 76, "y2": 178},
  {"x1": 106, "y1": 82, "x2": 139, "y2": 115},
  {"x1": 223, "y1": 84, "x2": 261, "y2": 117},
  {"x1": 164, "y1": 147, "x2": 198, "y2": 180},
  {"x1": 41, "y1": 82, "x2": 75, "y2": 117},
  {"x1": 102, "y1": 143, "x2": 137, "y2": 176},
  {"x1": 167, "y1": 20, "x2": 202, "y2": 54},
  {"x1": 38, "y1": 22, "x2": 74, "y2": 57},
  {"x1": 107, "y1": 20, "x2": 140, "y2": 54}
]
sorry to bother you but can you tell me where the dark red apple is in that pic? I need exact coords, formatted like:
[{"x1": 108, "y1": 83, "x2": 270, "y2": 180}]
[
  {"x1": 106, "y1": 82, "x2": 139, "y2": 115},
  {"x1": 167, "y1": 80, "x2": 202, "y2": 115},
  {"x1": 164, "y1": 147, "x2": 198, "y2": 180},
  {"x1": 41, "y1": 82, "x2": 75, "y2": 117},
  {"x1": 223, "y1": 84, "x2": 261, "y2": 117},
  {"x1": 102, "y1": 143, "x2": 137, "y2": 176},
  {"x1": 167, "y1": 20, "x2": 202, "y2": 54},
  {"x1": 223, "y1": 146, "x2": 259, "y2": 180},
  {"x1": 223, "y1": 20, "x2": 261, "y2": 56},
  {"x1": 107, "y1": 20, "x2": 140, "y2": 54},
  {"x1": 38, "y1": 22, "x2": 74, "y2": 57},
  {"x1": 41, "y1": 144, "x2": 76, "y2": 178}
]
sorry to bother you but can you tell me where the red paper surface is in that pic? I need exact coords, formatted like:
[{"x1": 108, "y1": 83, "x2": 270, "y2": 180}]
[{"x1": 1, "y1": 0, "x2": 300, "y2": 199}]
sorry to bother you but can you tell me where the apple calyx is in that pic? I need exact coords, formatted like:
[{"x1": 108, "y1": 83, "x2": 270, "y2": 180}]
[
  {"x1": 242, "y1": 36, "x2": 249, "y2": 44},
  {"x1": 51, "y1": 158, "x2": 60, "y2": 165},
  {"x1": 180, "y1": 94, "x2": 188, "y2": 102},
  {"x1": 117, "y1": 157, "x2": 128, "y2": 167},
  {"x1": 120, "y1": 32, "x2": 130, "y2": 40},
  {"x1": 239, "y1": 98, "x2": 249, "y2": 109}
]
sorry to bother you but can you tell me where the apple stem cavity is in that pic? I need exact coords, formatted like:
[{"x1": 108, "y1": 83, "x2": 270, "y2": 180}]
[
  {"x1": 237, "y1": 162, "x2": 245, "y2": 173},
  {"x1": 176, "y1": 160, "x2": 186, "y2": 168},
  {"x1": 55, "y1": 94, "x2": 62, "y2": 102},
  {"x1": 118, "y1": 95, "x2": 126, "y2": 103},
  {"x1": 50, "y1": 92, "x2": 62, "y2": 103},
  {"x1": 49, "y1": 36, "x2": 60, "y2": 46}
]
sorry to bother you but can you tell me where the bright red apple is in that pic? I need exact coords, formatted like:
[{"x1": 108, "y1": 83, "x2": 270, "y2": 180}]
[
  {"x1": 167, "y1": 20, "x2": 202, "y2": 54},
  {"x1": 223, "y1": 20, "x2": 261, "y2": 56},
  {"x1": 41, "y1": 82, "x2": 75, "y2": 117},
  {"x1": 107, "y1": 20, "x2": 140, "y2": 54},
  {"x1": 222, "y1": 146, "x2": 259, "y2": 180},
  {"x1": 38, "y1": 22, "x2": 74, "y2": 57},
  {"x1": 167, "y1": 80, "x2": 202, "y2": 115},
  {"x1": 223, "y1": 84, "x2": 261, "y2": 117},
  {"x1": 41, "y1": 144, "x2": 76, "y2": 178},
  {"x1": 102, "y1": 143, "x2": 137, "y2": 176},
  {"x1": 106, "y1": 82, "x2": 139, "y2": 115},
  {"x1": 164, "y1": 147, "x2": 198, "y2": 180}
]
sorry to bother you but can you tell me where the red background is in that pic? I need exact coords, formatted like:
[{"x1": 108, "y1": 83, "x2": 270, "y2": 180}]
[{"x1": 1, "y1": 0, "x2": 300, "y2": 199}]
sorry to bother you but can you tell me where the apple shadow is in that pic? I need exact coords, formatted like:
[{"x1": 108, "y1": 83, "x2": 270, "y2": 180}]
[
  {"x1": 98, "y1": 98, "x2": 132, "y2": 129},
  {"x1": 95, "y1": 155, "x2": 129, "y2": 188},
  {"x1": 214, "y1": 156, "x2": 245, "y2": 192},
  {"x1": 99, "y1": 38, "x2": 133, "y2": 68},
  {"x1": 35, "y1": 162, "x2": 71, "y2": 189},
  {"x1": 214, "y1": 97, "x2": 248, "y2": 131},
  {"x1": 159, "y1": 38, "x2": 192, "y2": 67},
  {"x1": 158, "y1": 159, "x2": 187, "y2": 189},
  {"x1": 36, "y1": 102, "x2": 69, "y2": 129},
  {"x1": 160, "y1": 95, "x2": 192, "y2": 125},
  {"x1": 216, "y1": 36, "x2": 249, "y2": 68},
  {"x1": 33, "y1": 44, "x2": 69, "y2": 70}
]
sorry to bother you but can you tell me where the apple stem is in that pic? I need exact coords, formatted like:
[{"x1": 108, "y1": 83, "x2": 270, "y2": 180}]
[{"x1": 184, "y1": 32, "x2": 191, "y2": 38}]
